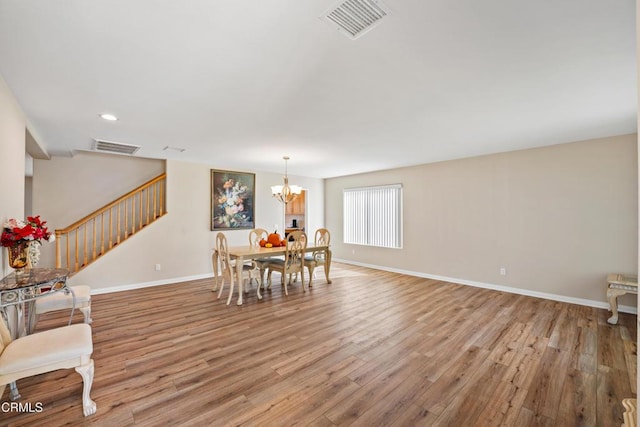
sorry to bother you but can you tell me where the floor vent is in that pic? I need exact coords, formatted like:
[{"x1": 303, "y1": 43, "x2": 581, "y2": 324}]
[
  {"x1": 321, "y1": 0, "x2": 390, "y2": 39},
  {"x1": 93, "y1": 139, "x2": 141, "y2": 155}
]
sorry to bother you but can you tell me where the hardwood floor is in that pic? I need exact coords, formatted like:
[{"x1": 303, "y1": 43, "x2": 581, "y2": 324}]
[{"x1": 1, "y1": 263, "x2": 636, "y2": 426}]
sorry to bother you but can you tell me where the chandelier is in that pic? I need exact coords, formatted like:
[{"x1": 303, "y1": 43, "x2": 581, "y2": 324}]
[{"x1": 271, "y1": 156, "x2": 302, "y2": 204}]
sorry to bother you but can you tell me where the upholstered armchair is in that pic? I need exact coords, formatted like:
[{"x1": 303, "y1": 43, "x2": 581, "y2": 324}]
[
  {"x1": 28, "y1": 285, "x2": 92, "y2": 333},
  {"x1": 0, "y1": 316, "x2": 97, "y2": 416}
]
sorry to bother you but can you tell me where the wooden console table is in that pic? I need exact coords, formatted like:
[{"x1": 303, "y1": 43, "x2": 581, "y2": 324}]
[{"x1": 606, "y1": 273, "x2": 638, "y2": 325}]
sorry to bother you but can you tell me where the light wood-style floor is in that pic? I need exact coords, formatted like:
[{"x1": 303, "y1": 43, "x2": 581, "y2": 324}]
[{"x1": 1, "y1": 263, "x2": 636, "y2": 426}]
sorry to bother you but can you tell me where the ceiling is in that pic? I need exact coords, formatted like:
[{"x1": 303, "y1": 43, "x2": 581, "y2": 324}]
[{"x1": 0, "y1": 0, "x2": 636, "y2": 178}]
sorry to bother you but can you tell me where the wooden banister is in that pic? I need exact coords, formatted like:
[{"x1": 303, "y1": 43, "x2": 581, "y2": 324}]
[
  {"x1": 55, "y1": 173, "x2": 167, "y2": 274},
  {"x1": 56, "y1": 173, "x2": 166, "y2": 233}
]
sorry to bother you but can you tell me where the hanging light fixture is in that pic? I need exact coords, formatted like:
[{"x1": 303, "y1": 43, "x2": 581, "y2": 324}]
[{"x1": 271, "y1": 156, "x2": 302, "y2": 204}]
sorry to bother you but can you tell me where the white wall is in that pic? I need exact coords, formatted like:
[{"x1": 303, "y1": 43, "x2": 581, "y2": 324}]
[
  {"x1": 0, "y1": 76, "x2": 26, "y2": 276},
  {"x1": 32, "y1": 151, "x2": 165, "y2": 268},
  {"x1": 33, "y1": 151, "x2": 165, "y2": 227},
  {"x1": 31, "y1": 158, "x2": 324, "y2": 291},
  {"x1": 326, "y1": 134, "x2": 638, "y2": 308}
]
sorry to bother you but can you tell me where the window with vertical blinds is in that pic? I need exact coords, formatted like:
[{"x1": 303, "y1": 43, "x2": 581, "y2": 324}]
[{"x1": 343, "y1": 184, "x2": 402, "y2": 249}]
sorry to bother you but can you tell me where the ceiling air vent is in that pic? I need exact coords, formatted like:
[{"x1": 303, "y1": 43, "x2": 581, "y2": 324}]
[
  {"x1": 321, "y1": 0, "x2": 390, "y2": 40},
  {"x1": 93, "y1": 139, "x2": 141, "y2": 156}
]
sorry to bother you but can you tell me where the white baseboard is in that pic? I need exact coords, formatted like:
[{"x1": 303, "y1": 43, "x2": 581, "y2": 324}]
[
  {"x1": 90, "y1": 273, "x2": 214, "y2": 295},
  {"x1": 333, "y1": 258, "x2": 638, "y2": 315},
  {"x1": 89, "y1": 261, "x2": 637, "y2": 316}
]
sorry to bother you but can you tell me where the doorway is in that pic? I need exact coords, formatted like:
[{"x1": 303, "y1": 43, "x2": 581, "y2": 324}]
[{"x1": 285, "y1": 189, "x2": 306, "y2": 237}]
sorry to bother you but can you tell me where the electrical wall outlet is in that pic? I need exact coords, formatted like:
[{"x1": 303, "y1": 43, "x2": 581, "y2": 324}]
[
  {"x1": 155, "y1": 263, "x2": 161, "y2": 271},
  {"x1": 499, "y1": 267, "x2": 506, "y2": 276}
]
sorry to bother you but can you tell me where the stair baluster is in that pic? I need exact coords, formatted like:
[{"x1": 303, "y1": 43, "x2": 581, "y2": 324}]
[{"x1": 55, "y1": 173, "x2": 167, "y2": 275}]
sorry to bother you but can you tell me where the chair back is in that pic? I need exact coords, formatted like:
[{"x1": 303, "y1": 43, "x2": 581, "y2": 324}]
[
  {"x1": 285, "y1": 231, "x2": 307, "y2": 271},
  {"x1": 314, "y1": 228, "x2": 330, "y2": 247},
  {"x1": 309, "y1": 228, "x2": 330, "y2": 263},
  {"x1": 249, "y1": 228, "x2": 269, "y2": 247},
  {"x1": 215, "y1": 232, "x2": 233, "y2": 275}
]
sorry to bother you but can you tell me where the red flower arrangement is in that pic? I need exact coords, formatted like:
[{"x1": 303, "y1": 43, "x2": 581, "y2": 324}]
[{"x1": 1, "y1": 216, "x2": 55, "y2": 247}]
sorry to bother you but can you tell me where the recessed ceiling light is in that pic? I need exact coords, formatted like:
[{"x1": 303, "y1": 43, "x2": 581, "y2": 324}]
[{"x1": 100, "y1": 113, "x2": 118, "y2": 121}]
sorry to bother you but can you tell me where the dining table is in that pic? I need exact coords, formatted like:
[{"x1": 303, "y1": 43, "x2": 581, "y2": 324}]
[{"x1": 213, "y1": 243, "x2": 332, "y2": 305}]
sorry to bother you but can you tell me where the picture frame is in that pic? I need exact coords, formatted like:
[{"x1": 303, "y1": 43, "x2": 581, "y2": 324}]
[{"x1": 211, "y1": 169, "x2": 255, "y2": 230}]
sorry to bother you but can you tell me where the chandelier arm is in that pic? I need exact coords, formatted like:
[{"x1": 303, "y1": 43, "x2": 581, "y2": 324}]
[{"x1": 272, "y1": 156, "x2": 299, "y2": 204}]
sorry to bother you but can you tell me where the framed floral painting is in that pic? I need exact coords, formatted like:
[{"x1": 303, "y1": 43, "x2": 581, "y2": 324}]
[{"x1": 211, "y1": 170, "x2": 255, "y2": 230}]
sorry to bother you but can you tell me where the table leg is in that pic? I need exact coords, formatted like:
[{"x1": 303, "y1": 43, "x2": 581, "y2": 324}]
[
  {"x1": 212, "y1": 249, "x2": 219, "y2": 292},
  {"x1": 15, "y1": 303, "x2": 26, "y2": 338},
  {"x1": 235, "y1": 256, "x2": 244, "y2": 305},
  {"x1": 256, "y1": 265, "x2": 263, "y2": 300},
  {"x1": 9, "y1": 381, "x2": 21, "y2": 400},
  {"x1": 27, "y1": 302, "x2": 37, "y2": 334},
  {"x1": 26, "y1": 299, "x2": 39, "y2": 335},
  {"x1": 324, "y1": 249, "x2": 332, "y2": 284},
  {"x1": 607, "y1": 288, "x2": 626, "y2": 325},
  {"x1": 67, "y1": 287, "x2": 77, "y2": 326},
  {"x1": 2, "y1": 305, "x2": 18, "y2": 339}
]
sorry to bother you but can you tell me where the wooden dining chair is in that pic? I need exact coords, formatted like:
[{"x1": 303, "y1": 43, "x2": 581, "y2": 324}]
[
  {"x1": 266, "y1": 230, "x2": 307, "y2": 296},
  {"x1": 248, "y1": 228, "x2": 276, "y2": 287},
  {"x1": 305, "y1": 228, "x2": 330, "y2": 287},
  {"x1": 215, "y1": 232, "x2": 260, "y2": 305}
]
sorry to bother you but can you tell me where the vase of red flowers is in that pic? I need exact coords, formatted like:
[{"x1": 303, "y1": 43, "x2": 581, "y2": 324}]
[
  {"x1": 7, "y1": 241, "x2": 30, "y2": 269},
  {"x1": 1, "y1": 216, "x2": 55, "y2": 271}
]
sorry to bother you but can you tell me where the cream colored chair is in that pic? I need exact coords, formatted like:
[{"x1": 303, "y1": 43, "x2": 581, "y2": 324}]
[
  {"x1": 305, "y1": 228, "x2": 330, "y2": 287},
  {"x1": 28, "y1": 285, "x2": 92, "y2": 332},
  {"x1": 266, "y1": 231, "x2": 307, "y2": 296},
  {"x1": 215, "y1": 232, "x2": 261, "y2": 305},
  {"x1": 248, "y1": 228, "x2": 272, "y2": 285},
  {"x1": 0, "y1": 316, "x2": 96, "y2": 416}
]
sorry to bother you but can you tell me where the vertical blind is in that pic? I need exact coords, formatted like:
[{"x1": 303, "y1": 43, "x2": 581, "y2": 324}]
[{"x1": 343, "y1": 184, "x2": 402, "y2": 249}]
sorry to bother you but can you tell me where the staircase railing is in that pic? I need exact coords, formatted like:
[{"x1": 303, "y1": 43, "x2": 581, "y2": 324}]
[{"x1": 55, "y1": 173, "x2": 167, "y2": 274}]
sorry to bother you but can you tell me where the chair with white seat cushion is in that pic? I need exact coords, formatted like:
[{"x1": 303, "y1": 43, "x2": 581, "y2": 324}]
[
  {"x1": 28, "y1": 285, "x2": 92, "y2": 333},
  {"x1": 248, "y1": 228, "x2": 277, "y2": 286},
  {"x1": 215, "y1": 232, "x2": 261, "y2": 305},
  {"x1": 266, "y1": 231, "x2": 307, "y2": 296},
  {"x1": 0, "y1": 316, "x2": 97, "y2": 416},
  {"x1": 305, "y1": 228, "x2": 331, "y2": 287}
]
